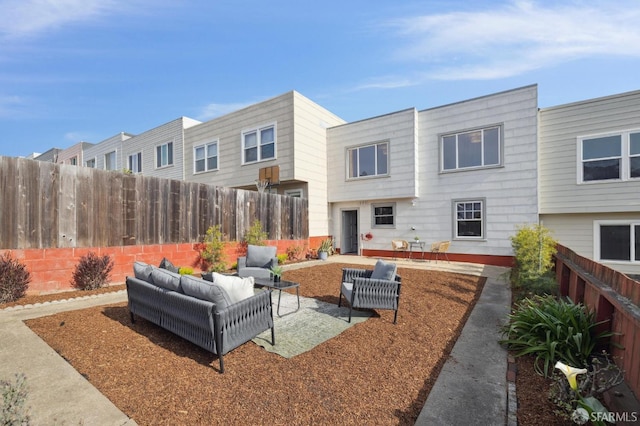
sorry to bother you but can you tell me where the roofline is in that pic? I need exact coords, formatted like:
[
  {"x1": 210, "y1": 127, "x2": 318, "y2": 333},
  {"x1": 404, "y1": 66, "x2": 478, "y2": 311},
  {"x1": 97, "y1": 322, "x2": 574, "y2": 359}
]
[
  {"x1": 540, "y1": 88, "x2": 640, "y2": 112},
  {"x1": 419, "y1": 84, "x2": 538, "y2": 113}
]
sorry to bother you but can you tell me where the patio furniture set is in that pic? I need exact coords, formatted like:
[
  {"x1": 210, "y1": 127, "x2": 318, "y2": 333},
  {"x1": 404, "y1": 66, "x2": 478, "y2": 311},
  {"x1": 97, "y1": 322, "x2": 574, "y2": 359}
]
[
  {"x1": 125, "y1": 245, "x2": 402, "y2": 373},
  {"x1": 392, "y1": 239, "x2": 451, "y2": 262}
]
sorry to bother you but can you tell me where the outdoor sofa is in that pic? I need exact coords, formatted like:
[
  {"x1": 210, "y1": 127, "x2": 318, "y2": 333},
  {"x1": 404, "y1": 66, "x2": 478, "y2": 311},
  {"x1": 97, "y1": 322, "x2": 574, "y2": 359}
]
[{"x1": 126, "y1": 261, "x2": 275, "y2": 373}]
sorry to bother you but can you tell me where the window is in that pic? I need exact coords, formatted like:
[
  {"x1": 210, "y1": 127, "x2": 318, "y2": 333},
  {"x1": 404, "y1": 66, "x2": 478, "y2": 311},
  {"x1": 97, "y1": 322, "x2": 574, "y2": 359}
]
[
  {"x1": 372, "y1": 203, "x2": 395, "y2": 228},
  {"x1": 104, "y1": 151, "x2": 116, "y2": 171},
  {"x1": 347, "y1": 142, "x2": 389, "y2": 178},
  {"x1": 128, "y1": 152, "x2": 142, "y2": 173},
  {"x1": 156, "y1": 142, "x2": 173, "y2": 168},
  {"x1": 69, "y1": 156, "x2": 77, "y2": 166},
  {"x1": 242, "y1": 124, "x2": 275, "y2": 163},
  {"x1": 579, "y1": 130, "x2": 640, "y2": 182},
  {"x1": 85, "y1": 158, "x2": 96, "y2": 168},
  {"x1": 284, "y1": 189, "x2": 303, "y2": 198},
  {"x1": 596, "y1": 221, "x2": 640, "y2": 262},
  {"x1": 194, "y1": 141, "x2": 218, "y2": 173},
  {"x1": 441, "y1": 126, "x2": 501, "y2": 171},
  {"x1": 454, "y1": 199, "x2": 484, "y2": 239}
]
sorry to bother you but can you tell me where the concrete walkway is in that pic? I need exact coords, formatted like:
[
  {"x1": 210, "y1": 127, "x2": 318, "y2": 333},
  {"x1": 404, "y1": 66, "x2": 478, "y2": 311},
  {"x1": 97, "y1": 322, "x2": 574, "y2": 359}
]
[{"x1": 0, "y1": 255, "x2": 511, "y2": 425}]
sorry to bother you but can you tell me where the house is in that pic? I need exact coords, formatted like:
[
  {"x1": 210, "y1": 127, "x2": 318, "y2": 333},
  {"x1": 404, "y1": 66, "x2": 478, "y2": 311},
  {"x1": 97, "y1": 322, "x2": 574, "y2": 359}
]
[
  {"x1": 539, "y1": 90, "x2": 640, "y2": 276},
  {"x1": 183, "y1": 91, "x2": 346, "y2": 238},
  {"x1": 327, "y1": 85, "x2": 539, "y2": 266},
  {"x1": 55, "y1": 142, "x2": 94, "y2": 166}
]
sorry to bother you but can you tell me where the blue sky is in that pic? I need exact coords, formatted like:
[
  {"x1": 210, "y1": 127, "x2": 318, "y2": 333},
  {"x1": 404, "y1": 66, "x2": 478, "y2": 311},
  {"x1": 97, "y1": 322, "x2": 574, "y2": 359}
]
[{"x1": 1, "y1": 0, "x2": 640, "y2": 158}]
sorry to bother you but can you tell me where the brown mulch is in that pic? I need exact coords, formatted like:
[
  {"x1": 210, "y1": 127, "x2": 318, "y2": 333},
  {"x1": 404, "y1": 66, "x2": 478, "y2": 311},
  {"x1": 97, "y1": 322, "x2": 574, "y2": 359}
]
[{"x1": 3, "y1": 262, "x2": 573, "y2": 425}]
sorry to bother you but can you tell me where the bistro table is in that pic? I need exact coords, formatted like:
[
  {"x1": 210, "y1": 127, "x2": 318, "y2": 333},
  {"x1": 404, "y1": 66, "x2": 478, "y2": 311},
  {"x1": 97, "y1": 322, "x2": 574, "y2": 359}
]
[
  {"x1": 253, "y1": 277, "x2": 300, "y2": 317},
  {"x1": 409, "y1": 241, "x2": 425, "y2": 260}
]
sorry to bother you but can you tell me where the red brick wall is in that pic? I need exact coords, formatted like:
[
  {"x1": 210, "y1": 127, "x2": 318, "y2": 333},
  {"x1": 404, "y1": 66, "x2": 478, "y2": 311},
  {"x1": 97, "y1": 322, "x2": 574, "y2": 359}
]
[{"x1": 1, "y1": 239, "x2": 312, "y2": 295}]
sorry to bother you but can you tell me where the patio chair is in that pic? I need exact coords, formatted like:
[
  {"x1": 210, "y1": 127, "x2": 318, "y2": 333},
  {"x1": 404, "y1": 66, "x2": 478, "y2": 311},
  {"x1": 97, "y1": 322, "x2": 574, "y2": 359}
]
[
  {"x1": 430, "y1": 241, "x2": 451, "y2": 263},
  {"x1": 338, "y1": 260, "x2": 402, "y2": 324},
  {"x1": 237, "y1": 244, "x2": 278, "y2": 279},
  {"x1": 391, "y1": 240, "x2": 409, "y2": 259}
]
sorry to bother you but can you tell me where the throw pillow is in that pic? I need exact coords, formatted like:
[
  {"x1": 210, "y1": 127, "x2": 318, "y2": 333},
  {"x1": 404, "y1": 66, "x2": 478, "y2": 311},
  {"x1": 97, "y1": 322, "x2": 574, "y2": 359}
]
[
  {"x1": 150, "y1": 267, "x2": 182, "y2": 292},
  {"x1": 158, "y1": 257, "x2": 179, "y2": 273},
  {"x1": 371, "y1": 260, "x2": 397, "y2": 281},
  {"x1": 211, "y1": 273, "x2": 254, "y2": 305},
  {"x1": 246, "y1": 245, "x2": 277, "y2": 268},
  {"x1": 133, "y1": 261, "x2": 154, "y2": 282},
  {"x1": 180, "y1": 274, "x2": 232, "y2": 309}
]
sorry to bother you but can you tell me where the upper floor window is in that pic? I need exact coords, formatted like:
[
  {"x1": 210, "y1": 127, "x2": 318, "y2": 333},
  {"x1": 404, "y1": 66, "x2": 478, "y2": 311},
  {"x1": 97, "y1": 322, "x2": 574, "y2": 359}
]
[
  {"x1": 194, "y1": 142, "x2": 218, "y2": 173},
  {"x1": 156, "y1": 142, "x2": 173, "y2": 168},
  {"x1": 128, "y1": 152, "x2": 142, "y2": 174},
  {"x1": 86, "y1": 158, "x2": 96, "y2": 168},
  {"x1": 454, "y1": 199, "x2": 485, "y2": 239},
  {"x1": 105, "y1": 151, "x2": 116, "y2": 171},
  {"x1": 243, "y1": 124, "x2": 275, "y2": 164},
  {"x1": 69, "y1": 156, "x2": 78, "y2": 166},
  {"x1": 441, "y1": 126, "x2": 501, "y2": 172},
  {"x1": 348, "y1": 141, "x2": 389, "y2": 179},
  {"x1": 579, "y1": 130, "x2": 640, "y2": 183},
  {"x1": 372, "y1": 203, "x2": 395, "y2": 228},
  {"x1": 595, "y1": 221, "x2": 640, "y2": 262}
]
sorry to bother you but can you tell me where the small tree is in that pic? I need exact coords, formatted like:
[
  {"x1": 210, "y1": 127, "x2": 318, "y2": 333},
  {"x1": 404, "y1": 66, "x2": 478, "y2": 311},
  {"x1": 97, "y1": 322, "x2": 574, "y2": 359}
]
[
  {"x1": 198, "y1": 225, "x2": 227, "y2": 272},
  {"x1": 71, "y1": 252, "x2": 114, "y2": 290},
  {"x1": 0, "y1": 253, "x2": 31, "y2": 304},
  {"x1": 510, "y1": 223, "x2": 557, "y2": 294},
  {"x1": 244, "y1": 220, "x2": 268, "y2": 246}
]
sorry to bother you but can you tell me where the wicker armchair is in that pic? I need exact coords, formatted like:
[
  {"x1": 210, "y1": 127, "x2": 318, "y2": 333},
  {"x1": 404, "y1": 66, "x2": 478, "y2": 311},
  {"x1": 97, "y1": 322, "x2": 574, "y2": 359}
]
[
  {"x1": 338, "y1": 260, "x2": 401, "y2": 324},
  {"x1": 430, "y1": 241, "x2": 451, "y2": 263},
  {"x1": 391, "y1": 240, "x2": 409, "y2": 259}
]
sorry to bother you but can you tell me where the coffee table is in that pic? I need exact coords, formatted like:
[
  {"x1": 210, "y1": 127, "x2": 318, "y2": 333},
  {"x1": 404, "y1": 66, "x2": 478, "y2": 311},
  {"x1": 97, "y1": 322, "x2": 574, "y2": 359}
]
[{"x1": 254, "y1": 277, "x2": 300, "y2": 317}]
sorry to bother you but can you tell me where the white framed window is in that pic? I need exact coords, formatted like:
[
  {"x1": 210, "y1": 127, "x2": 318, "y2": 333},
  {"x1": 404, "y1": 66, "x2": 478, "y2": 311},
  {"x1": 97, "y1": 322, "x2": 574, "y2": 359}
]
[
  {"x1": 594, "y1": 220, "x2": 640, "y2": 263},
  {"x1": 441, "y1": 126, "x2": 501, "y2": 172},
  {"x1": 453, "y1": 199, "x2": 485, "y2": 239},
  {"x1": 194, "y1": 141, "x2": 218, "y2": 173},
  {"x1": 104, "y1": 151, "x2": 117, "y2": 171},
  {"x1": 156, "y1": 142, "x2": 173, "y2": 168},
  {"x1": 578, "y1": 130, "x2": 640, "y2": 183},
  {"x1": 128, "y1": 152, "x2": 142, "y2": 173},
  {"x1": 347, "y1": 141, "x2": 389, "y2": 179},
  {"x1": 85, "y1": 158, "x2": 96, "y2": 168},
  {"x1": 69, "y1": 156, "x2": 78, "y2": 166},
  {"x1": 242, "y1": 124, "x2": 275, "y2": 164},
  {"x1": 372, "y1": 203, "x2": 395, "y2": 228}
]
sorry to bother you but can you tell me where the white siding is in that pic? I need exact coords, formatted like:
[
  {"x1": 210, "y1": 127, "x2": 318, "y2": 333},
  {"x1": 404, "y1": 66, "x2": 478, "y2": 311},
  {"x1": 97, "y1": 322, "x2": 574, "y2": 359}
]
[
  {"x1": 417, "y1": 85, "x2": 539, "y2": 256},
  {"x1": 539, "y1": 90, "x2": 640, "y2": 213},
  {"x1": 540, "y1": 212, "x2": 640, "y2": 275},
  {"x1": 327, "y1": 108, "x2": 419, "y2": 202},
  {"x1": 83, "y1": 133, "x2": 131, "y2": 170}
]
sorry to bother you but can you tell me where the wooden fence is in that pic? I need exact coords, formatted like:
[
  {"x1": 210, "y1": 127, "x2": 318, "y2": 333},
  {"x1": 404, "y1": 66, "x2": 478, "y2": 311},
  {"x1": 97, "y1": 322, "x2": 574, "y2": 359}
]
[
  {"x1": 554, "y1": 244, "x2": 640, "y2": 397},
  {"x1": 0, "y1": 156, "x2": 308, "y2": 249}
]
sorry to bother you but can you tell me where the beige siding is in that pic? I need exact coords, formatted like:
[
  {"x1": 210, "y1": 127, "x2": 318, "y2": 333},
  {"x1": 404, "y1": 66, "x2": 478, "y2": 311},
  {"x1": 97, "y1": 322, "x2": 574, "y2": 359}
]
[
  {"x1": 539, "y1": 90, "x2": 640, "y2": 214},
  {"x1": 83, "y1": 133, "x2": 131, "y2": 170}
]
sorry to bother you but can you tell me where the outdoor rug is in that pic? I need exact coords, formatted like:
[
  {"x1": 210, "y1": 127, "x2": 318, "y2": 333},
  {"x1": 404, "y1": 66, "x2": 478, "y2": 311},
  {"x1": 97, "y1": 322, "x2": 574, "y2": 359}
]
[{"x1": 251, "y1": 291, "x2": 372, "y2": 358}]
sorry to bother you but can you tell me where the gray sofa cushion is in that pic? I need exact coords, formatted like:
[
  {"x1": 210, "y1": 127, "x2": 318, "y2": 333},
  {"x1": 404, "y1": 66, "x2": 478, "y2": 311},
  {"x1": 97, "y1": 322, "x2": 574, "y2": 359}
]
[
  {"x1": 181, "y1": 274, "x2": 232, "y2": 309},
  {"x1": 133, "y1": 261, "x2": 154, "y2": 282},
  {"x1": 150, "y1": 267, "x2": 183, "y2": 292},
  {"x1": 246, "y1": 245, "x2": 277, "y2": 268},
  {"x1": 371, "y1": 260, "x2": 397, "y2": 280}
]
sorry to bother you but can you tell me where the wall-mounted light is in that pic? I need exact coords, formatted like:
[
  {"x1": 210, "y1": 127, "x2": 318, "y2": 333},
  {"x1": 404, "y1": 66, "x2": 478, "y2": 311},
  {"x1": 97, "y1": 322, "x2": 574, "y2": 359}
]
[{"x1": 410, "y1": 198, "x2": 417, "y2": 207}]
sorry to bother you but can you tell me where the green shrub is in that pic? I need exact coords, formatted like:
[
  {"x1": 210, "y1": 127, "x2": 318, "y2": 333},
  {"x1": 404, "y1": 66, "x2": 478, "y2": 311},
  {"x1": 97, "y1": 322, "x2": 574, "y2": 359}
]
[
  {"x1": 510, "y1": 224, "x2": 557, "y2": 293},
  {"x1": 0, "y1": 253, "x2": 31, "y2": 304},
  {"x1": 500, "y1": 295, "x2": 616, "y2": 377},
  {"x1": 277, "y1": 254, "x2": 287, "y2": 264},
  {"x1": 1, "y1": 373, "x2": 31, "y2": 425},
  {"x1": 244, "y1": 220, "x2": 268, "y2": 246},
  {"x1": 71, "y1": 252, "x2": 114, "y2": 290},
  {"x1": 198, "y1": 225, "x2": 227, "y2": 272}
]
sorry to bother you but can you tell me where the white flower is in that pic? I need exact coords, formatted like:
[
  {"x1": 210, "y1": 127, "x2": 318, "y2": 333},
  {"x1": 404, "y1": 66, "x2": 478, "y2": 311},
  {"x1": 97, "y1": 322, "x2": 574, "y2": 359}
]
[{"x1": 555, "y1": 361, "x2": 587, "y2": 391}]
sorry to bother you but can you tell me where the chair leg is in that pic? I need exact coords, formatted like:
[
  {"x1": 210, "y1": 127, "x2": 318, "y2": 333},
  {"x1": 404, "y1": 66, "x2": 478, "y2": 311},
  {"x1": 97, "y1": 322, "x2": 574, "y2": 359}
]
[
  {"x1": 338, "y1": 292, "x2": 343, "y2": 307},
  {"x1": 348, "y1": 306, "x2": 352, "y2": 323},
  {"x1": 393, "y1": 309, "x2": 398, "y2": 324}
]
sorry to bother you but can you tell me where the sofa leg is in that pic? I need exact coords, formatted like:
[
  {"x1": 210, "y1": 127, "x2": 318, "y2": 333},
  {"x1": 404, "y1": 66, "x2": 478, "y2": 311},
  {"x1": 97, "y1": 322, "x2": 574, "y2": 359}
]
[{"x1": 129, "y1": 312, "x2": 135, "y2": 323}]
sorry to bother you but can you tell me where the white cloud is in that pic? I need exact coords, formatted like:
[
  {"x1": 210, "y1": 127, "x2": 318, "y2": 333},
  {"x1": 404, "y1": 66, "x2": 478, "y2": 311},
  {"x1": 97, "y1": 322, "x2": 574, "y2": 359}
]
[
  {"x1": 384, "y1": 0, "x2": 640, "y2": 81},
  {"x1": 0, "y1": 0, "x2": 156, "y2": 40}
]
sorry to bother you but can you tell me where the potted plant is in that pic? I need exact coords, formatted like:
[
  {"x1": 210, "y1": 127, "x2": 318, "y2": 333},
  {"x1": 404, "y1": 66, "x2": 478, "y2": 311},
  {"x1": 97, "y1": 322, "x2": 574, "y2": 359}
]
[
  {"x1": 270, "y1": 264, "x2": 283, "y2": 282},
  {"x1": 317, "y1": 238, "x2": 333, "y2": 261}
]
